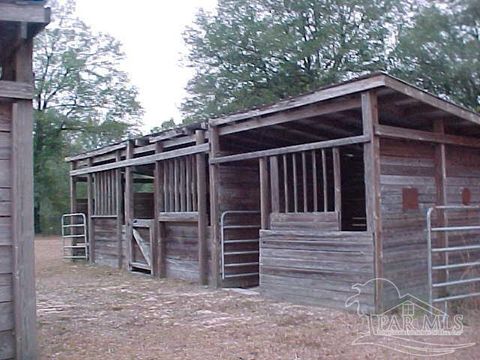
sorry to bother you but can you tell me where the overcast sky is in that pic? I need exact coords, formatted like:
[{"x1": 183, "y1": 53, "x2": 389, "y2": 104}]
[{"x1": 75, "y1": 0, "x2": 217, "y2": 132}]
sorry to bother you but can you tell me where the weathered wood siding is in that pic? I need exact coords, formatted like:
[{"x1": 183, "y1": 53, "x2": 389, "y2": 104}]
[
  {"x1": 380, "y1": 139, "x2": 436, "y2": 307},
  {"x1": 0, "y1": 104, "x2": 15, "y2": 359},
  {"x1": 93, "y1": 218, "x2": 123, "y2": 268},
  {"x1": 164, "y1": 222, "x2": 199, "y2": 282},
  {"x1": 441, "y1": 146, "x2": 480, "y2": 297},
  {"x1": 218, "y1": 162, "x2": 261, "y2": 287},
  {"x1": 260, "y1": 227, "x2": 374, "y2": 312},
  {"x1": 134, "y1": 193, "x2": 154, "y2": 219}
]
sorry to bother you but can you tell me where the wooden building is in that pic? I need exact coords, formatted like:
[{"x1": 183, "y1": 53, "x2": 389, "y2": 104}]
[
  {"x1": 67, "y1": 73, "x2": 480, "y2": 314},
  {"x1": 0, "y1": 1, "x2": 50, "y2": 359}
]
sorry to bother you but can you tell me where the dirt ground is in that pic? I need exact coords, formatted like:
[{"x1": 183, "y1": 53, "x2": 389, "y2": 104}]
[{"x1": 36, "y1": 236, "x2": 479, "y2": 359}]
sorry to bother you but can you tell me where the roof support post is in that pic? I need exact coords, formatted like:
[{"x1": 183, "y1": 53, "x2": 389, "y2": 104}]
[
  {"x1": 362, "y1": 91, "x2": 383, "y2": 314},
  {"x1": 208, "y1": 126, "x2": 221, "y2": 288},
  {"x1": 196, "y1": 130, "x2": 208, "y2": 285},
  {"x1": 11, "y1": 37, "x2": 38, "y2": 359}
]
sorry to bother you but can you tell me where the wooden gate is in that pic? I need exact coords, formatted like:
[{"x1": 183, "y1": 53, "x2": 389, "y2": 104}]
[{"x1": 129, "y1": 219, "x2": 155, "y2": 274}]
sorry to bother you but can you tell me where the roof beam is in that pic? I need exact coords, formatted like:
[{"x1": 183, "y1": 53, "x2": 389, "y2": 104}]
[
  {"x1": 210, "y1": 135, "x2": 370, "y2": 164},
  {"x1": 375, "y1": 124, "x2": 480, "y2": 148},
  {"x1": 0, "y1": 3, "x2": 51, "y2": 23},
  {"x1": 218, "y1": 97, "x2": 362, "y2": 136},
  {"x1": 384, "y1": 76, "x2": 480, "y2": 125},
  {"x1": 71, "y1": 143, "x2": 209, "y2": 176}
]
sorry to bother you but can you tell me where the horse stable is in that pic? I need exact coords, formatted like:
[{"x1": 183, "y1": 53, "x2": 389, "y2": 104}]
[{"x1": 66, "y1": 73, "x2": 480, "y2": 314}]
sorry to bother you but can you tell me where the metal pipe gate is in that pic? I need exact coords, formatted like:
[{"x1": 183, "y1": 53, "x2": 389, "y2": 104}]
[{"x1": 427, "y1": 205, "x2": 480, "y2": 313}]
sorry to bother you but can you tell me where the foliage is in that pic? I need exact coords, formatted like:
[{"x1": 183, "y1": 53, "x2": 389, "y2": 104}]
[
  {"x1": 181, "y1": 0, "x2": 411, "y2": 122},
  {"x1": 182, "y1": 0, "x2": 479, "y2": 122},
  {"x1": 391, "y1": 0, "x2": 480, "y2": 111},
  {"x1": 150, "y1": 118, "x2": 177, "y2": 134},
  {"x1": 33, "y1": 0, "x2": 143, "y2": 233}
]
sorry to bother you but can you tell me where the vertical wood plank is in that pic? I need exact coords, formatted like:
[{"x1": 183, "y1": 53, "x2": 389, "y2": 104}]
[
  {"x1": 192, "y1": 155, "x2": 197, "y2": 211},
  {"x1": 115, "y1": 152, "x2": 124, "y2": 269},
  {"x1": 322, "y1": 149, "x2": 328, "y2": 212},
  {"x1": 153, "y1": 143, "x2": 163, "y2": 277},
  {"x1": 312, "y1": 150, "x2": 318, "y2": 212},
  {"x1": 209, "y1": 126, "x2": 221, "y2": 287},
  {"x1": 260, "y1": 157, "x2": 270, "y2": 229},
  {"x1": 196, "y1": 130, "x2": 208, "y2": 285},
  {"x1": 11, "y1": 37, "x2": 38, "y2": 359},
  {"x1": 163, "y1": 160, "x2": 168, "y2": 212},
  {"x1": 283, "y1": 154, "x2": 288, "y2": 213},
  {"x1": 179, "y1": 158, "x2": 185, "y2": 211},
  {"x1": 186, "y1": 155, "x2": 192, "y2": 211},
  {"x1": 169, "y1": 160, "x2": 174, "y2": 212},
  {"x1": 362, "y1": 91, "x2": 383, "y2": 313},
  {"x1": 292, "y1": 153, "x2": 298, "y2": 212},
  {"x1": 174, "y1": 159, "x2": 179, "y2": 212},
  {"x1": 125, "y1": 141, "x2": 135, "y2": 271},
  {"x1": 333, "y1": 148, "x2": 342, "y2": 224},
  {"x1": 302, "y1": 151, "x2": 307, "y2": 212},
  {"x1": 270, "y1": 156, "x2": 280, "y2": 213}
]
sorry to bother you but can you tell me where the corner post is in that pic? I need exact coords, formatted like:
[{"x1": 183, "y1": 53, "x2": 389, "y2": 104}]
[
  {"x1": 362, "y1": 91, "x2": 383, "y2": 313},
  {"x1": 434, "y1": 119, "x2": 448, "y2": 294},
  {"x1": 11, "y1": 36, "x2": 38, "y2": 359},
  {"x1": 125, "y1": 141, "x2": 134, "y2": 271},
  {"x1": 115, "y1": 151, "x2": 124, "y2": 269},
  {"x1": 153, "y1": 142, "x2": 164, "y2": 277},
  {"x1": 87, "y1": 158, "x2": 95, "y2": 263},
  {"x1": 196, "y1": 130, "x2": 208, "y2": 285},
  {"x1": 209, "y1": 126, "x2": 221, "y2": 288}
]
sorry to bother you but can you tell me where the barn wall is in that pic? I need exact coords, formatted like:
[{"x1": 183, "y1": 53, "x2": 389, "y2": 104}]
[
  {"x1": 0, "y1": 104, "x2": 15, "y2": 359},
  {"x1": 218, "y1": 161, "x2": 261, "y2": 287},
  {"x1": 442, "y1": 146, "x2": 480, "y2": 296},
  {"x1": 164, "y1": 222, "x2": 199, "y2": 282},
  {"x1": 93, "y1": 218, "x2": 123, "y2": 268},
  {"x1": 260, "y1": 225, "x2": 374, "y2": 312},
  {"x1": 379, "y1": 139, "x2": 436, "y2": 307},
  {"x1": 134, "y1": 192, "x2": 154, "y2": 219}
]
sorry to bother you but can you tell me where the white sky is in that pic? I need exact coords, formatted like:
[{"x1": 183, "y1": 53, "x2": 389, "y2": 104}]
[{"x1": 75, "y1": 0, "x2": 217, "y2": 132}]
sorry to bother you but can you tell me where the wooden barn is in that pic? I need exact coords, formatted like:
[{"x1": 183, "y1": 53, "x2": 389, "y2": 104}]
[
  {"x1": 67, "y1": 73, "x2": 480, "y2": 314},
  {"x1": 0, "y1": 1, "x2": 50, "y2": 359}
]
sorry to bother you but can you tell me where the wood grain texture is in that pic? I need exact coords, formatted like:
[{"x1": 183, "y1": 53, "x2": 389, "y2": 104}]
[{"x1": 260, "y1": 230, "x2": 374, "y2": 313}]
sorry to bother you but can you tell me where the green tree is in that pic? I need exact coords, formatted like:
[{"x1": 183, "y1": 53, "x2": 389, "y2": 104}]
[
  {"x1": 391, "y1": 0, "x2": 480, "y2": 111},
  {"x1": 33, "y1": 0, "x2": 143, "y2": 233},
  {"x1": 182, "y1": 0, "x2": 410, "y2": 122},
  {"x1": 150, "y1": 118, "x2": 177, "y2": 134}
]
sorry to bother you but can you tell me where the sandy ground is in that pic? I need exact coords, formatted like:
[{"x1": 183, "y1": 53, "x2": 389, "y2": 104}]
[{"x1": 36, "y1": 236, "x2": 479, "y2": 359}]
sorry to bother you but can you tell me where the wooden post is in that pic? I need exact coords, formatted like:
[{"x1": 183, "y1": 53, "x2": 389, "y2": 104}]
[
  {"x1": 153, "y1": 143, "x2": 164, "y2": 277},
  {"x1": 333, "y1": 148, "x2": 342, "y2": 225},
  {"x1": 209, "y1": 126, "x2": 221, "y2": 287},
  {"x1": 115, "y1": 151, "x2": 124, "y2": 269},
  {"x1": 87, "y1": 158, "x2": 95, "y2": 263},
  {"x1": 270, "y1": 156, "x2": 280, "y2": 213},
  {"x1": 125, "y1": 141, "x2": 134, "y2": 270},
  {"x1": 362, "y1": 91, "x2": 383, "y2": 313},
  {"x1": 434, "y1": 119, "x2": 448, "y2": 294},
  {"x1": 69, "y1": 162, "x2": 79, "y2": 257},
  {"x1": 11, "y1": 37, "x2": 38, "y2": 359},
  {"x1": 259, "y1": 157, "x2": 270, "y2": 229},
  {"x1": 69, "y1": 162, "x2": 77, "y2": 214},
  {"x1": 196, "y1": 130, "x2": 208, "y2": 285}
]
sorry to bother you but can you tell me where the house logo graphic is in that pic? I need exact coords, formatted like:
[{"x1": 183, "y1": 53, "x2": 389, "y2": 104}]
[{"x1": 345, "y1": 278, "x2": 475, "y2": 356}]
